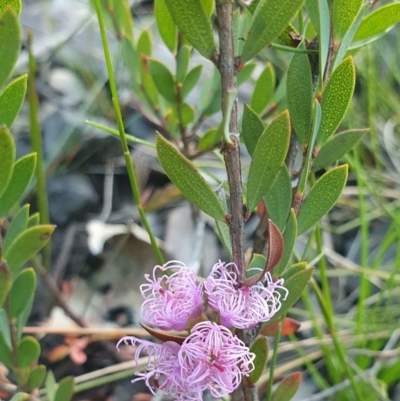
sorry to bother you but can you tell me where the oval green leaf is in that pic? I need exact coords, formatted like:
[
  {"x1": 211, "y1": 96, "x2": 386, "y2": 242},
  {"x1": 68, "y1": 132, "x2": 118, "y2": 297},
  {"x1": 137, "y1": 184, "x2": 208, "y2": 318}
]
[
  {"x1": 271, "y1": 372, "x2": 302, "y2": 401},
  {"x1": 156, "y1": 134, "x2": 225, "y2": 221},
  {"x1": 0, "y1": 126, "x2": 15, "y2": 198},
  {"x1": 287, "y1": 52, "x2": 313, "y2": 145},
  {"x1": 215, "y1": 185, "x2": 232, "y2": 258},
  {"x1": 271, "y1": 268, "x2": 314, "y2": 322},
  {"x1": 17, "y1": 336, "x2": 41, "y2": 368},
  {"x1": 333, "y1": 0, "x2": 363, "y2": 39},
  {"x1": 242, "y1": 103, "x2": 264, "y2": 157},
  {"x1": 3, "y1": 204, "x2": 29, "y2": 253},
  {"x1": 176, "y1": 45, "x2": 191, "y2": 84},
  {"x1": 312, "y1": 128, "x2": 368, "y2": 171},
  {"x1": 0, "y1": 153, "x2": 37, "y2": 218},
  {"x1": 297, "y1": 165, "x2": 348, "y2": 235},
  {"x1": 317, "y1": 57, "x2": 355, "y2": 146},
  {"x1": 137, "y1": 30, "x2": 152, "y2": 56},
  {"x1": 273, "y1": 209, "x2": 297, "y2": 277},
  {"x1": 250, "y1": 63, "x2": 275, "y2": 114},
  {"x1": 181, "y1": 65, "x2": 202, "y2": 99},
  {"x1": 247, "y1": 111, "x2": 290, "y2": 211},
  {"x1": 164, "y1": 0, "x2": 216, "y2": 59},
  {"x1": 54, "y1": 376, "x2": 75, "y2": 401},
  {"x1": 198, "y1": 127, "x2": 220, "y2": 151},
  {"x1": 148, "y1": 58, "x2": 176, "y2": 104},
  {"x1": 0, "y1": 0, "x2": 21, "y2": 15},
  {"x1": 353, "y1": 3, "x2": 400, "y2": 43},
  {"x1": 4, "y1": 225, "x2": 55, "y2": 272},
  {"x1": 0, "y1": 7, "x2": 21, "y2": 90},
  {"x1": 0, "y1": 260, "x2": 11, "y2": 308},
  {"x1": 9, "y1": 267, "x2": 36, "y2": 318},
  {"x1": 305, "y1": 0, "x2": 330, "y2": 80},
  {"x1": 179, "y1": 103, "x2": 195, "y2": 125},
  {"x1": 249, "y1": 336, "x2": 269, "y2": 384},
  {"x1": 242, "y1": 0, "x2": 305, "y2": 62},
  {"x1": 27, "y1": 212, "x2": 40, "y2": 228},
  {"x1": 155, "y1": 0, "x2": 177, "y2": 52},
  {"x1": 28, "y1": 365, "x2": 47, "y2": 391},
  {"x1": 237, "y1": 62, "x2": 256, "y2": 86},
  {"x1": 0, "y1": 74, "x2": 27, "y2": 128},
  {"x1": 264, "y1": 165, "x2": 291, "y2": 232}
]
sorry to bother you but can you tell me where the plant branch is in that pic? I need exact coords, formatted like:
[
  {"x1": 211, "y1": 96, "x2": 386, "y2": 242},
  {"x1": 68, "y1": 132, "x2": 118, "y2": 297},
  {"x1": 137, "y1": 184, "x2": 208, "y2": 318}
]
[{"x1": 216, "y1": 0, "x2": 244, "y2": 279}]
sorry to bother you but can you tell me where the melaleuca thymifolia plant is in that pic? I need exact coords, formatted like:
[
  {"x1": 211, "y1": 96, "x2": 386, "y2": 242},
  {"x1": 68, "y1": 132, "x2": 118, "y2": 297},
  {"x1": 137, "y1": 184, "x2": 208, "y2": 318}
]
[
  {"x1": 92, "y1": 0, "x2": 400, "y2": 400},
  {"x1": 0, "y1": 2, "x2": 74, "y2": 401}
]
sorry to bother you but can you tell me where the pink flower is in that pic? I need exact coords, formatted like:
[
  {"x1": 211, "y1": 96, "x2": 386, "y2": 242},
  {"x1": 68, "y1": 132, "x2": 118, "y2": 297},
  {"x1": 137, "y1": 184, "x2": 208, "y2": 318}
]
[
  {"x1": 118, "y1": 321, "x2": 254, "y2": 400},
  {"x1": 140, "y1": 261, "x2": 203, "y2": 331},
  {"x1": 205, "y1": 261, "x2": 288, "y2": 329},
  {"x1": 179, "y1": 321, "x2": 255, "y2": 397},
  {"x1": 117, "y1": 337, "x2": 203, "y2": 401}
]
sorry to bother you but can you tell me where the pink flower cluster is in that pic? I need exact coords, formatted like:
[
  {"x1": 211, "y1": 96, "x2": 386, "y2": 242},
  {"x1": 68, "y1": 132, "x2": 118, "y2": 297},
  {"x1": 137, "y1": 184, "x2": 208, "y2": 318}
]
[
  {"x1": 118, "y1": 322, "x2": 254, "y2": 400},
  {"x1": 118, "y1": 260, "x2": 288, "y2": 400}
]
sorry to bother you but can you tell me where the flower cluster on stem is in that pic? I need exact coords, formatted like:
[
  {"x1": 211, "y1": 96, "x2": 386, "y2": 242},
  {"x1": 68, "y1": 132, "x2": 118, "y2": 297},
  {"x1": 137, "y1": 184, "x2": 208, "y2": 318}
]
[{"x1": 118, "y1": 260, "x2": 288, "y2": 400}]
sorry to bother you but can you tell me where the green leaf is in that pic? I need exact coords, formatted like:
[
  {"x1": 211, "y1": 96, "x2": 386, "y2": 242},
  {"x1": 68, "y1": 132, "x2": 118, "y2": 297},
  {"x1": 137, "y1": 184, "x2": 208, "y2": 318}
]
[
  {"x1": 281, "y1": 262, "x2": 307, "y2": 280},
  {"x1": 137, "y1": 30, "x2": 152, "y2": 56},
  {"x1": 181, "y1": 65, "x2": 202, "y2": 99},
  {"x1": 0, "y1": 126, "x2": 15, "y2": 198},
  {"x1": 286, "y1": 52, "x2": 313, "y2": 145},
  {"x1": 45, "y1": 371, "x2": 57, "y2": 401},
  {"x1": 28, "y1": 365, "x2": 47, "y2": 391},
  {"x1": 264, "y1": 166, "x2": 291, "y2": 232},
  {"x1": 148, "y1": 59, "x2": 176, "y2": 104},
  {"x1": 215, "y1": 185, "x2": 232, "y2": 258},
  {"x1": 154, "y1": 0, "x2": 177, "y2": 52},
  {"x1": 4, "y1": 225, "x2": 55, "y2": 273},
  {"x1": 353, "y1": 3, "x2": 400, "y2": 43},
  {"x1": 176, "y1": 45, "x2": 191, "y2": 84},
  {"x1": 0, "y1": 309, "x2": 11, "y2": 348},
  {"x1": 241, "y1": 104, "x2": 264, "y2": 156},
  {"x1": 297, "y1": 165, "x2": 348, "y2": 235},
  {"x1": 237, "y1": 62, "x2": 256, "y2": 86},
  {"x1": 140, "y1": 57, "x2": 159, "y2": 107},
  {"x1": 3, "y1": 204, "x2": 29, "y2": 253},
  {"x1": 317, "y1": 57, "x2": 355, "y2": 146},
  {"x1": 250, "y1": 63, "x2": 275, "y2": 114},
  {"x1": 54, "y1": 376, "x2": 75, "y2": 401},
  {"x1": 17, "y1": 336, "x2": 40, "y2": 367},
  {"x1": 200, "y1": 0, "x2": 213, "y2": 18},
  {"x1": 179, "y1": 103, "x2": 195, "y2": 125},
  {"x1": 247, "y1": 111, "x2": 290, "y2": 211},
  {"x1": 0, "y1": 260, "x2": 11, "y2": 308},
  {"x1": 249, "y1": 253, "x2": 267, "y2": 271},
  {"x1": 271, "y1": 372, "x2": 302, "y2": 401},
  {"x1": 0, "y1": 334, "x2": 12, "y2": 369},
  {"x1": 313, "y1": 129, "x2": 368, "y2": 171},
  {"x1": 9, "y1": 267, "x2": 36, "y2": 318},
  {"x1": 333, "y1": 0, "x2": 363, "y2": 39},
  {"x1": 16, "y1": 296, "x2": 33, "y2": 340},
  {"x1": 271, "y1": 268, "x2": 314, "y2": 321},
  {"x1": 0, "y1": 0, "x2": 21, "y2": 15},
  {"x1": 9, "y1": 394, "x2": 30, "y2": 401},
  {"x1": 0, "y1": 74, "x2": 27, "y2": 128},
  {"x1": 164, "y1": 0, "x2": 216, "y2": 59},
  {"x1": 0, "y1": 153, "x2": 37, "y2": 218},
  {"x1": 242, "y1": 0, "x2": 305, "y2": 62},
  {"x1": 27, "y1": 212, "x2": 40, "y2": 227},
  {"x1": 112, "y1": 0, "x2": 133, "y2": 42},
  {"x1": 248, "y1": 0, "x2": 262, "y2": 14},
  {"x1": 249, "y1": 336, "x2": 269, "y2": 384},
  {"x1": 305, "y1": 0, "x2": 330, "y2": 80},
  {"x1": 0, "y1": 7, "x2": 21, "y2": 90},
  {"x1": 156, "y1": 134, "x2": 225, "y2": 221},
  {"x1": 273, "y1": 209, "x2": 297, "y2": 277},
  {"x1": 198, "y1": 128, "x2": 220, "y2": 151}
]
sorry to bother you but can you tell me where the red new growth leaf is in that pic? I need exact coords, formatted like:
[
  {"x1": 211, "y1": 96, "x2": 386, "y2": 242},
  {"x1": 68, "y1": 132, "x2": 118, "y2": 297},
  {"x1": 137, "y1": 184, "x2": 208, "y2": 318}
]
[
  {"x1": 140, "y1": 322, "x2": 187, "y2": 345},
  {"x1": 260, "y1": 317, "x2": 301, "y2": 336},
  {"x1": 243, "y1": 220, "x2": 284, "y2": 287}
]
